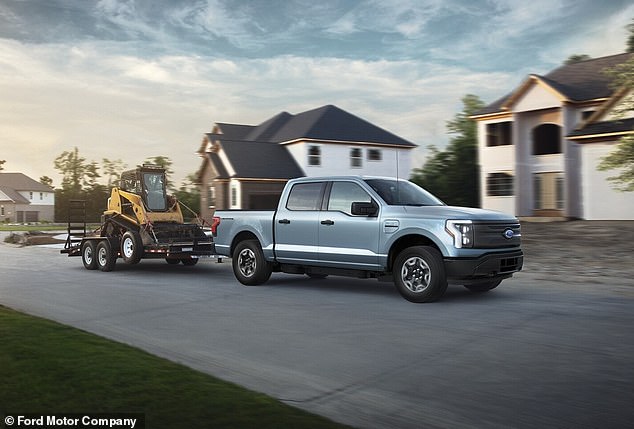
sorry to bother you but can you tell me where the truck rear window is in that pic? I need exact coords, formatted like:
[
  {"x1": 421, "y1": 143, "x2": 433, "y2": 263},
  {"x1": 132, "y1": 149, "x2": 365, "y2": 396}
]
[{"x1": 286, "y1": 182, "x2": 324, "y2": 210}]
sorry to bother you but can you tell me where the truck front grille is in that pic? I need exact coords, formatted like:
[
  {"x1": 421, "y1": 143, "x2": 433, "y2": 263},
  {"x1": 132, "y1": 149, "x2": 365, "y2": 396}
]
[{"x1": 473, "y1": 222, "x2": 521, "y2": 249}]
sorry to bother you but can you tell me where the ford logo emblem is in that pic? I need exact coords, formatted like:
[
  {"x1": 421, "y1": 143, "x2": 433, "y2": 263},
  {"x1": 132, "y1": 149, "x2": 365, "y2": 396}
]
[{"x1": 503, "y1": 229, "x2": 514, "y2": 239}]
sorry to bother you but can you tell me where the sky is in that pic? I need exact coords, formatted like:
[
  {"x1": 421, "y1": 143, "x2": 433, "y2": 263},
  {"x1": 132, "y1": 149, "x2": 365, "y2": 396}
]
[{"x1": 1, "y1": 0, "x2": 633, "y2": 187}]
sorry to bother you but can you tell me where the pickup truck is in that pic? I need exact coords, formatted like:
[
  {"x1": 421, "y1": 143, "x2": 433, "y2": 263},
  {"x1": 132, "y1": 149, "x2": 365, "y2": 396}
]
[{"x1": 213, "y1": 176, "x2": 523, "y2": 303}]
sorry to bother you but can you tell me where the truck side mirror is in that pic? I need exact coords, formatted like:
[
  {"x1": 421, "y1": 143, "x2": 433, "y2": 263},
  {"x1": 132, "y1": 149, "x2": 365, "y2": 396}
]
[{"x1": 351, "y1": 201, "x2": 378, "y2": 216}]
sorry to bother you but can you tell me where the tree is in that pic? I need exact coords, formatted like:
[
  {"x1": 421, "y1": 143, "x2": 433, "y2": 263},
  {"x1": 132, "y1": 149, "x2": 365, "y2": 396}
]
[
  {"x1": 565, "y1": 54, "x2": 591, "y2": 65},
  {"x1": 39, "y1": 176, "x2": 53, "y2": 187},
  {"x1": 410, "y1": 94, "x2": 485, "y2": 207},
  {"x1": 54, "y1": 147, "x2": 88, "y2": 196},
  {"x1": 597, "y1": 56, "x2": 634, "y2": 191},
  {"x1": 175, "y1": 173, "x2": 201, "y2": 221},
  {"x1": 102, "y1": 158, "x2": 127, "y2": 189}
]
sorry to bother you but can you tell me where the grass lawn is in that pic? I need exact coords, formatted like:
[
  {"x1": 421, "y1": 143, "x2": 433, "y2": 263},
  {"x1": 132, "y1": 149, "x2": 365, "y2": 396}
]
[{"x1": 0, "y1": 306, "x2": 351, "y2": 429}]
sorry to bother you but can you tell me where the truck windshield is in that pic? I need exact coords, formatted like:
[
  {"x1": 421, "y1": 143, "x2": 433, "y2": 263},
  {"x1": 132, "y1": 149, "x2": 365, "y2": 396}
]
[{"x1": 364, "y1": 179, "x2": 444, "y2": 206}]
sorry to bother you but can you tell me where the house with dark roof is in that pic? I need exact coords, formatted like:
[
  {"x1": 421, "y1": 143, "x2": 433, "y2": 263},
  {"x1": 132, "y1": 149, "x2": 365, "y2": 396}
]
[
  {"x1": 0, "y1": 173, "x2": 55, "y2": 223},
  {"x1": 197, "y1": 104, "x2": 416, "y2": 217},
  {"x1": 471, "y1": 53, "x2": 634, "y2": 220}
]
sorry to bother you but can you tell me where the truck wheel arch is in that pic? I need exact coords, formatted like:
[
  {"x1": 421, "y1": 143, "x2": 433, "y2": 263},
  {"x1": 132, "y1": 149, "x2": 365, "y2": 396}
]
[
  {"x1": 231, "y1": 231, "x2": 260, "y2": 257},
  {"x1": 388, "y1": 234, "x2": 442, "y2": 272}
]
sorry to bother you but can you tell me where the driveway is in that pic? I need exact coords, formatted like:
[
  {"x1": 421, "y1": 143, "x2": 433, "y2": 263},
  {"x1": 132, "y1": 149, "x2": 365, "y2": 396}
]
[{"x1": 1, "y1": 231, "x2": 633, "y2": 429}]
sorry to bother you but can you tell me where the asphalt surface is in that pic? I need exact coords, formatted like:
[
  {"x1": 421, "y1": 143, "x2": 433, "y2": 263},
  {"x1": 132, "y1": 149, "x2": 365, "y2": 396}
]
[{"x1": 1, "y1": 239, "x2": 633, "y2": 429}]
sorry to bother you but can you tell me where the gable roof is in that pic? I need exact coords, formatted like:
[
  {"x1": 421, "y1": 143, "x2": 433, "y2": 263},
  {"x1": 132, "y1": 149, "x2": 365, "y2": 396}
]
[
  {"x1": 475, "y1": 53, "x2": 634, "y2": 117},
  {"x1": 215, "y1": 123, "x2": 255, "y2": 140},
  {"x1": 0, "y1": 173, "x2": 53, "y2": 193},
  {"x1": 0, "y1": 186, "x2": 30, "y2": 204},
  {"x1": 209, "y1": 139, "x2": 304, "y2": 180},
  {"x1": 246, "y1": 105, "x2": 416, "y2": 147}
]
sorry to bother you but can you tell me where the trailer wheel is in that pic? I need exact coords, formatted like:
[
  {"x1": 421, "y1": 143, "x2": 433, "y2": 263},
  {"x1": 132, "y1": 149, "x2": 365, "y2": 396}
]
[
  {"x1": 81, "y1": 241, "x2": 97, "y2": 270},
  {"x1": 233, "y1": 240, "x2": 272, "y2": 286},
  {"x1": 96, "y1": 240, "x2": 117, "y2": 272},
  {"x1": 165, "y1": 259, "x2": 180, "y2": 265},
  {"x1": 121, "y1": 230, "x2": 142, "y2": 264}
]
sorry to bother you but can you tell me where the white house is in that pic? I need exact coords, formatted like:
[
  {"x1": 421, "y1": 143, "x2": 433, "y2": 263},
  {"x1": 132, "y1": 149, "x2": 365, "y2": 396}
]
[
  {"x1": 197, "y1": 105, "x2": 415, "y2": 219},
  {"x1": 472, "y1": 53, "x2": 634, "y2": 220},
  {"x1": 0, "y1": 172, "x2": 55, "y2": 223}
]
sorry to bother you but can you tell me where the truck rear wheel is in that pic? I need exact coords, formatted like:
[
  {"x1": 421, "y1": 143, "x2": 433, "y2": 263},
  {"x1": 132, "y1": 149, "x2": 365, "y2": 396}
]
[
  {"x1": 393, "y1": 246, "x2": 447, "y2": 303},
  {"x1": 81, "y1": 241, "x2": 97, "y2": 270},
  {"x1": 233, "y1": 240, "x2": 272, "y2": 286},
  {"x1": 96, "y1": 240, "x2": 117, "y2": 272},
  {"x1": 121, "y1": 230, "x2": 143, "y2": 264}
]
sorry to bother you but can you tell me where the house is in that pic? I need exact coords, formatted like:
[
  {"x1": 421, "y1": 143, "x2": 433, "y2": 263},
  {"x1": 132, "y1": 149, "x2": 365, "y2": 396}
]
[
  {"x1": 197, "y1": 104, "x2": 416, "y2": 219},
  {"x1": 472, "y1": 53, "x2": 634, "y2": 220},
  {"x1": 0, "y1": 173, "x2": 55, "y2": 223}
]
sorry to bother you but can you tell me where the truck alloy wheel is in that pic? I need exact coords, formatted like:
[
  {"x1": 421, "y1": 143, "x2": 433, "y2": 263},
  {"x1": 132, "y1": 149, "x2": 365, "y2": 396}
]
[
  {"x1": 393, "y1": 246, "x2": 447, "y2": 303},
  {"x1": 232, "y1": 240, "x2": 272, "y2": 286}
]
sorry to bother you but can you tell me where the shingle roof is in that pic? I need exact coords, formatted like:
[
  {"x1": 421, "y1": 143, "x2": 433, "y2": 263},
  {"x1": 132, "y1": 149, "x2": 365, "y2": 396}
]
[
  {"x1": 476, "y1": 53, "x2": 634, "y2": 116},
  {"x1": 215, "y1": 139, "x2": 304, "y2": 179},
  {"x1": 0, "y1": 173, "x2": 53, "y2": 192},
  {"x1": 247, "y1": 105, "x2": 416, "y2": 147},
  {"x1": 207, "y1": 152, "x2": 229, "y2": 179},
  {"x1": 215, "y1": 123, "x2": 255, "y2": 140},
  {"x1": 0, "y1": 186, "x2": 30, "y2": 204},
  {"x1": 567, "y1": 117, "x2": 634, "y2": 139}
]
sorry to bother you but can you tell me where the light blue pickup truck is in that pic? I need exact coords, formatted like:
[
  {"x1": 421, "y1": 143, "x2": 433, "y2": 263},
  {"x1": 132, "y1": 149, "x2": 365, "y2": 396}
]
[{"x1": 213, "y1": 176, "x2": 523, "y2": 303}]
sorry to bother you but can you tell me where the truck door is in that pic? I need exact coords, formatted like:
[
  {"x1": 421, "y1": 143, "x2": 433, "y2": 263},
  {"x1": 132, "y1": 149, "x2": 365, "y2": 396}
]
[
  {"x1": 274, "y1": 181, "x2": 325, "y2": 265},
  {"x1": 318, "y1": 181, "x2": 381, "y2": 270}
]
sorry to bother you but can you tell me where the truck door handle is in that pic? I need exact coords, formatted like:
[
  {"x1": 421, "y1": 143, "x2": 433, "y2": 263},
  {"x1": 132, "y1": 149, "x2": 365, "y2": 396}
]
[
  {"x1": 278, "y1": 219, "x2": 291, "y2": 224},
  {"x1": 320, "y1": 220, "x2": 335, "y2": 226}
]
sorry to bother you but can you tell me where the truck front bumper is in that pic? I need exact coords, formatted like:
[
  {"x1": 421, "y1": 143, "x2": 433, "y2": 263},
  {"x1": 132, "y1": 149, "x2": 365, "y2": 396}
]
[{"x1": 444, "y1": 250, "x2": 523, "y2": 283}]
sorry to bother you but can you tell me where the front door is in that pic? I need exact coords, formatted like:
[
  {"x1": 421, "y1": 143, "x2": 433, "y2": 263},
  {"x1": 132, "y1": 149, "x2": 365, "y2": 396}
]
[
  {"x1": 318, "y1": 181, "x2": 381, "y2": 270},
  {"x1": 533, "y1": 172, "x2": 564, "y2": 216}
]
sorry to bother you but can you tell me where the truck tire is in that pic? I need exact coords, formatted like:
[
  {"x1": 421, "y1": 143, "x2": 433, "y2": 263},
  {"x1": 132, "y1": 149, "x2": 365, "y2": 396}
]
[
  {"x1": 233, "y1": 240, "x2": 272, "y2": 286},
  {"x1": 96, "y1": 240, "x2": 117, "y2": 272},
  {"x1": 464, "y1": 279, "x2": 502, "y2": 293},
  {"x1": 121, "y1": 230, "x2": 143, "y2": 264},
  {"x1": 81, "y1": 241, "x2": 97, "y2": 270},
  {"x1": 393, "y1": 246, "x2": 447, "y2": 303}
]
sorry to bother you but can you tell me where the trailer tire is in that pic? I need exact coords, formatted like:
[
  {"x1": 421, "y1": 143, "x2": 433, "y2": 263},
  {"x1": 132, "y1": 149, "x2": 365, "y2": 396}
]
[
  {"x1": 96, "y1": 240, "x2": 117, "y2": 272},
  {"x1": 181, "y1": 257, "x2": 199, "y2": 266},
  {"x1": 233, "y1": 240, "x2": 272, "y2": 286},
  {"x1": 165, "y1": 258, "x2": 180, "y2": 265},
  {"x1": 121, "y1": 230, "x2": 143, "y2": 264},
  {"x1": 81, "y1": 241, "x2": 97, "y2": 270}
]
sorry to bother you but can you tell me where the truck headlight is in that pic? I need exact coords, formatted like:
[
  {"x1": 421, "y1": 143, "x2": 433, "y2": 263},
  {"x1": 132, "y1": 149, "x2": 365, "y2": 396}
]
[{"x1": 446, "y1": 220, "x2": 474, "y2": 249}]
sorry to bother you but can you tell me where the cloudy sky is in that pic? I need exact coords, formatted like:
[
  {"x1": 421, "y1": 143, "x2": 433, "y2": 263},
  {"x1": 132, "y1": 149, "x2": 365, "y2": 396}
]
[{"x1": 1, "y1": 0, "x2": 632, "y2": 186}]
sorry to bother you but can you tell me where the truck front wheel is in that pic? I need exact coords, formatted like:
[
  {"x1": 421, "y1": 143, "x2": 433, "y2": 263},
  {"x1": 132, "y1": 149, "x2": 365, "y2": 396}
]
[
  {"x1": 233, "y1": 240, "x2": 272, "y2": 286},
  {"x1": 393, "y1": 246, "x2": 447, "y2": 303}
]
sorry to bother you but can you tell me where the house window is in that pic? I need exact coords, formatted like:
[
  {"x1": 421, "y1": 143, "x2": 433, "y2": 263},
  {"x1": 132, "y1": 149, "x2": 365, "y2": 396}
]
[
  {"x1": 231, "y1": 185, "x2": 237, "y2": 207},
  {"x1": 29, "y1": 192, "x2": 33, "y2": 200},
  {"x1": 368, "y1": 149, "x2": 382, "y2": 161},
  {"x1": 581, "y1": 110, "x2": 595, "y2": 121},
  {"x1": 556, "y1": 177, "x2": 564, "y2": 210},
  {"x1": 486, "y1": 122, "x2": 512, "y2": 147},
  {"x1": 308, "y1": 145, "x2": 321, "y2": 166},
  {"x1": 1, "y1": 206, "x2": 4, "y2": 216},
  {"x1": 40, "y1": 193, "x2": 43, "y2": 200},
  {"x1": 486, "y1": 173, "x2": 514, "y2": 196},
  {"x1": 208, "y1": 186, "x2": 216, "y2": 208},
  {"x1": 532, "y1": 124, "x2": 562, "y2": 155},
  {"x1": 350, "y1": 148, "x2": 363, "y2": 168}
]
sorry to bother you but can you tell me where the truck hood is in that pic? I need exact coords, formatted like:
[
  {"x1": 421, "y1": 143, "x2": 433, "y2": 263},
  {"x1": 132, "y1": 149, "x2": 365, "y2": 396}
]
[{"x1": 401, "y1": 205, "x2": 518, "y2": 222}]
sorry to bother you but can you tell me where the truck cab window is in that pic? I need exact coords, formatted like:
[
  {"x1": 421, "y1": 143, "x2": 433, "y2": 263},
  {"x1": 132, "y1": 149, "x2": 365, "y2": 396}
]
[
  {"x1": 286, "y1": 182, "x2": 324, "y2": 210},
  {"x1": 328, "y1": 182, "x2": 372, "y2": 215}
]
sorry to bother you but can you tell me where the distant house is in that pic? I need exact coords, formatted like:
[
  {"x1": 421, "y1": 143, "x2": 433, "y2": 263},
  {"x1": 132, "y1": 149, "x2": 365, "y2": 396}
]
[
  {"x1": 0, "y1": 173, "x2": 55, "y2": 223},
  {"x1": 197, "y1": 105, "x2": 416, "y2": 219},
  {"x1": 472, "y1": 53, "x2": 634, "y2": 220}
]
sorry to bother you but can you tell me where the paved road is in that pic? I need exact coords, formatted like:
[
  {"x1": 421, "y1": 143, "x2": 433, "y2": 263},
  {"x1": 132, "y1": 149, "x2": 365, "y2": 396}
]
[{"x1": 1, "y1": 241, "x2": 633, "y2": 429}]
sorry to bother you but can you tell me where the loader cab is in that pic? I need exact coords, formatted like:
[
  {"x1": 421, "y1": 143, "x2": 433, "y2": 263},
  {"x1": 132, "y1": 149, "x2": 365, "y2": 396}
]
[{"x1": 120, "y1": 166, "x2": 168, "y2": 212}]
